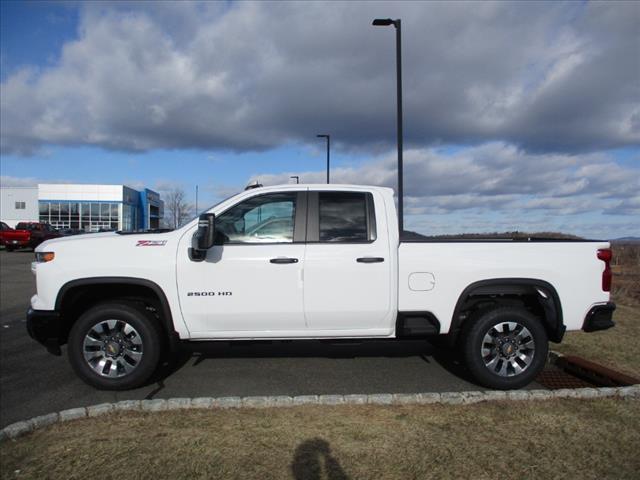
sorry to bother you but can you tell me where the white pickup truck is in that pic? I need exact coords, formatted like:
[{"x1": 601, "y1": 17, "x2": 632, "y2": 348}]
[{"x1": 27, "y1": 184, "x2": 615, "y2": 390}]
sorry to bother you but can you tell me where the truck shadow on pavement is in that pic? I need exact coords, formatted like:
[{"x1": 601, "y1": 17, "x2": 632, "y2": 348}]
[{"x1": 144, "y1": 339, "x2": 478, "y2": 392}]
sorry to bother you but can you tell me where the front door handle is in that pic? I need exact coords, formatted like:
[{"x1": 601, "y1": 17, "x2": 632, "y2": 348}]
[
  {"x1": 270, "y1": 257, "x2": 299, "y2": 264},
  {"x1": 356, "y1": 257, "x2": 385, "y2": 263}
]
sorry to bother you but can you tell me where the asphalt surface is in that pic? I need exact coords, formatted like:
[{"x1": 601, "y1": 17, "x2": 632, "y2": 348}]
[{"x1": 1, "y1": 249, "x2": 538, "y2": 427}]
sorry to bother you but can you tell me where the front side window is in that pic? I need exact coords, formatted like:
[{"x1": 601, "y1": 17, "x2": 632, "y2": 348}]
[
  {"x1": 216, "y1": 192, "x2": 297, "y2": 244},
  {"x1": 318, "y1": 192, "x2": 373, "y2": 242}
]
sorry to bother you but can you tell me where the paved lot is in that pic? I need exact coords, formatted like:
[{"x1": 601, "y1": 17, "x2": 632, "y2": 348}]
[{"x1": 1, "y1": 249, "x2": 533, "y2": 427}]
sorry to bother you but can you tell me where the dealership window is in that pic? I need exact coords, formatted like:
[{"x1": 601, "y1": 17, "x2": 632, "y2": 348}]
[
  {"x1": 15, "y1": 201, "x2": 26, "y2": 210},
  {"x1": 123, "y1": 204, "x2": 138, "y2": 231},
  {"x1": 39, "y1": 201, "x2": 122, "y2": 231}
]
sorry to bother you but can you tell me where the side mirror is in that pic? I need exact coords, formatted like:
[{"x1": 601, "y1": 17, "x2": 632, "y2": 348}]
[{"x1": 191, "y1": 213, "x2": 215, "y2": 261}]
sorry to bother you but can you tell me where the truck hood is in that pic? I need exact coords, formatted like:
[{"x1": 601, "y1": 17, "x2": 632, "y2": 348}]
[{"x1": 36, "y1": 231, "x2": 175, "y2": 252}]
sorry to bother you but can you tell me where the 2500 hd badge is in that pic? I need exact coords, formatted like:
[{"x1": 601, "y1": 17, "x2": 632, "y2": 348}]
[{"x1": 187, "y1": 291, "x2": 232, "y2": 296}]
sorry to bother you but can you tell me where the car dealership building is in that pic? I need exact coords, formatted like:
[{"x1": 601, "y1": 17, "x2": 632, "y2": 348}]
[{"x1": 1, "y1": 184, "x2": 164, "y2": 232}]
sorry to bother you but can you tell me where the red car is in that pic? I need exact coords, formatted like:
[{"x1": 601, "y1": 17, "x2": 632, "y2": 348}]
[{"x1": 0, "y1": 222, "x2": 61, "y2": 251}]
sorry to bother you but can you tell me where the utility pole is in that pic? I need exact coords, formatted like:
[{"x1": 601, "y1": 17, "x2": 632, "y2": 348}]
[
  {"x1": 372, "y1": 18, "x2": 404, "y2": 233},
  {"x1": 316, "y1": 134, "x2": 331, "y2": 183}
]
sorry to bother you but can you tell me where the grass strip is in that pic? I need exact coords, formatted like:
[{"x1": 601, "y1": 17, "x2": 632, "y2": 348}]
[
  {"x1": 555, "y1": 303, "x2": 639, "y2": 378},
  {"x1": 1, "y1": 398, "x2": 638, "y2": 480}
]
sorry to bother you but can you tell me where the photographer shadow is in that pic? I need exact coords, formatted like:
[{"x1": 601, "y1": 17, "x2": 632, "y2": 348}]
[{"x1": 291, "y1": 438, "x2": 349, "y2": 480}]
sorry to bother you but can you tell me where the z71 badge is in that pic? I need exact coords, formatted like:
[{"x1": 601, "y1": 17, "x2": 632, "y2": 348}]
[{"x1": 136, "y1": 240, "x2": 167, "y2": 247}]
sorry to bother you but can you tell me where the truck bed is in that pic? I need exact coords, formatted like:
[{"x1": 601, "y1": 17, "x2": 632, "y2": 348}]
[{"x1": 398, "y1": 240, "x2": 610, "y2": 334}]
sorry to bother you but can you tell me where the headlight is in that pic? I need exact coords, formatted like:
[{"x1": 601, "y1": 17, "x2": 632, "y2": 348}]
[{"x1": 35, "y1": 252, "x2": 55, "y2": 263}]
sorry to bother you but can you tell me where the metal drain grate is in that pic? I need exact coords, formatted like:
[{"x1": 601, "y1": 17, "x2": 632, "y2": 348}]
[{"x1": 536, "y1": 367, "x2": 596, "y2": 390}]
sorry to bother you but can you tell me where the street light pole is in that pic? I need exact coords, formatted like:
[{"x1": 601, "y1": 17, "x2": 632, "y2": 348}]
[
  {"x1": 316, "y1": 134, "x2": 330, "y2": 183},
  {"x1": 372, "y1": 18, "x2": 403, "y2": 233}
]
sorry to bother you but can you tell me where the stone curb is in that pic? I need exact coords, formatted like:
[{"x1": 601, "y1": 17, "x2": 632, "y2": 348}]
[{"x1": 1, "y1": 384, "x2": 637, "y2": 442}]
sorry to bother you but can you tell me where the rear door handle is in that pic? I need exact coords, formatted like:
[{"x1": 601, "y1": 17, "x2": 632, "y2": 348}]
[
  {"x1": 270, "y1": 257, "x2": 299, "y2": 264},
  {"x1": 356, "y1": 257, "x2": 385, "y2": 263}
]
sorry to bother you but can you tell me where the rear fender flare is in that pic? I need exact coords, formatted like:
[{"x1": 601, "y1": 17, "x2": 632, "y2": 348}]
[{"x1": 450, "y1": 278, "x2": 564, "y2": 343}]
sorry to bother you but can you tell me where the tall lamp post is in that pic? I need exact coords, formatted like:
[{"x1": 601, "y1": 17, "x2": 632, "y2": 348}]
[
  {"x1": 316, "y1": 134, "x2": 330, "y2": 184},
  {"x1": 372, "y1": 18, "x2": 403, "y2": 233}
]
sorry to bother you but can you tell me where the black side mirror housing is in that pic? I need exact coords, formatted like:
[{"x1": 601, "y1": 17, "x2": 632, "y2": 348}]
[{"x1": 190, "y1": 213, "x2": 215, "y2": 261}]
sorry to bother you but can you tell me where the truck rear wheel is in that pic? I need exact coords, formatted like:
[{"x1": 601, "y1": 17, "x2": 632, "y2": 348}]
[
  {"x1": 68, "y1": 302, "x2": 162, "y2": 390},
  {"x1": 462, "y1": 307, "x2": 548, "y2": 390}
]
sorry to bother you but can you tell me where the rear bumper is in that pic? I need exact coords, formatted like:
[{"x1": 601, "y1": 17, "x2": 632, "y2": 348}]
[
  {"x1": 582, "y1": 302, "x2": 616, "y2": 333},
  {"x1": 4, "y1": 238, "x2": 30, "y2": 247},
  {"x1": 26, "y1": 308, "x2": 62, "y2": 355}
]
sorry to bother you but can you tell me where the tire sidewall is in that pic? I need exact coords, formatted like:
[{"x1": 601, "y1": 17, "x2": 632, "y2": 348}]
[
  {"x1": 463, "y1": 307, "x2": 548, "y2": 390},
  {"x1": 68, "y1": 303, "x2": 162, "y2": 390}
]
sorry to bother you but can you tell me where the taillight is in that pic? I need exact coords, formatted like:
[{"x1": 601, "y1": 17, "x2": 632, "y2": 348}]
[{"x1": 597, "y1": 248, "x2": 612, "y2": 292}]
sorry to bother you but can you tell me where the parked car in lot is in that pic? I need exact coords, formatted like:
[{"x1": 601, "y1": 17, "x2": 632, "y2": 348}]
[
  {"x1": 27, "y1": 184, "x2": 615, "y2": 390},
  {"x1": 1, "y1": 221, "x2": 32, "y2": 251},
  {"x1": 2, "y1": 222, "x2": 61, "y2": 251}
]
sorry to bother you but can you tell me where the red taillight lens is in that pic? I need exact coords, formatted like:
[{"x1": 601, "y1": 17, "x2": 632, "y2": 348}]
[
  {"x1": 597, "y1": 249, "x2": 612, "y2": 262},
  {"x1": 597, "y1": 248, "x2": 612, "y2": 292}
]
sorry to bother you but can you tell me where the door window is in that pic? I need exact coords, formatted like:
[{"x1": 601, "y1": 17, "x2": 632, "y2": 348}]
[
  {"x1": 318, "y1": 192, "x2": 376, "y2": 242},
  {"x1": 216, "y1": 192, "x2": 297, "y2": 244}
]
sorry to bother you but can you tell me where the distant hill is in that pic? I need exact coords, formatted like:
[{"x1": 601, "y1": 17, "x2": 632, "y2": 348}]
[
  {"x1": 403, "y1": 231, "x2": 583, "y2": 241},
  {"x1": 612, "y1": 237, "x2": 640, "y2": 243}
]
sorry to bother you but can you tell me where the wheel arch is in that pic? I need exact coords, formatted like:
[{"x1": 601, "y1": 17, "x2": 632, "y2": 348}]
[
  {"x1": 55, "y1": 277, "x2": 178, "y2": 348},
  {"x1": 449, "y1": 278, "x2": 565, "y2": 344}
]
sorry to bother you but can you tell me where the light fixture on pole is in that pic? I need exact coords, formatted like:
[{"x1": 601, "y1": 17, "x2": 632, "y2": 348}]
[
  {"x1": 372, "y1": 17, "x2": 404, "y2": 233},
  {"x1": 290, "y1": 176, "x2": 300, "y2": 184},
  {"x1": 316, "y1": 134, "x2": 330, "y2": 184}
]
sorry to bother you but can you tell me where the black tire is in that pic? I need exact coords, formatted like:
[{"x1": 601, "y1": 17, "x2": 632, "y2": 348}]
[
  {"x1": 68, "y1": 302, "x2": 163, "y2": 390},
  {"x1": 5, "y1": 246, "x2": 14, "y2": 252},
  {"x1": 462, "y1": 307, "x2": 548, "y2": 390}
]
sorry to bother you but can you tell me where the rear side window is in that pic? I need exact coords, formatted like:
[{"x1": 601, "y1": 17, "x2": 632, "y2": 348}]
[{"x1": 318, "y1": 192, "x2": 376, "y2": 243}]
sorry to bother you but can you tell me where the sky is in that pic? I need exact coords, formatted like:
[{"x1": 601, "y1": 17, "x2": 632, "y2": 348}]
[{"x1": 1, "y1": 0, "x2": 638, "y2": 238}]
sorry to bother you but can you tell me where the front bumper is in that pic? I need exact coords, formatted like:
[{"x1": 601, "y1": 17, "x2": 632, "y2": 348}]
[
  {"x1": 26, "y1": 308, "x2": 63, "y2": 355},
  {"x1": 582, "y1": 302, "x2": 616, "y2": 333}
]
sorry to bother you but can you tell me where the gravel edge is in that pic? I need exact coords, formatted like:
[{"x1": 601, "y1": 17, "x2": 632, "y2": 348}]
[{"x1": 1, "y1": 384, "x2": 638, "y2": 442}]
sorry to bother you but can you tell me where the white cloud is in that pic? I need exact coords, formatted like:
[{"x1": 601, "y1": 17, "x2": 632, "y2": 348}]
[
  {"x1": 1, "y1": 1, "x2": 638, "y2": 154},
  {"x1": 248, "y1": 142, "x2": 640, "y2": 237},
  {"x1": 0, "y1": 175, "x2": 71, "y2": 188}
]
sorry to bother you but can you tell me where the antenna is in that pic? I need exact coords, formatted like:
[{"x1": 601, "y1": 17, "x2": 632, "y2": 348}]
[{"x1": 244, "y1": 180, "x2": 263, "y2": 190}]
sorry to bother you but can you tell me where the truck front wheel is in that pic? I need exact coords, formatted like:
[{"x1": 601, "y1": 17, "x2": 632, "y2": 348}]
[
  {"x1": 68, "y1": 302, "x2": 162, "y2": 390},
  {"x1": 462, "y1": 307, "x2": 548, "y2": 390}
]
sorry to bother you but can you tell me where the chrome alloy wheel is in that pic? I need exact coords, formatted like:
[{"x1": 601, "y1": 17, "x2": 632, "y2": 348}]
[
  {"x1": 82, "y1": 319, "x2": 143, "y2": 378},
  {"x1": 481, "y1": 322, "x2": 535, "y2": 377}
]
